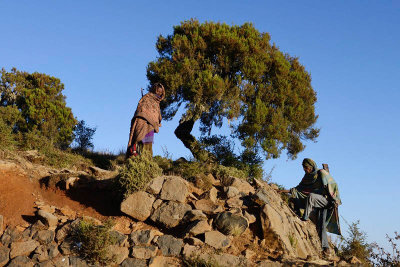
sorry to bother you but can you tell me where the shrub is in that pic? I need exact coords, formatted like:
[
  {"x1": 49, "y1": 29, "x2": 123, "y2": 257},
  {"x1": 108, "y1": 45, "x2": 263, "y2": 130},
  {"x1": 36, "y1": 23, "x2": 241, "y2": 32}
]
[
  {"x1": 213, "y1": 165, "x2": 247, "y2": 181},
  {"x1": 371, "y1": 232, "x2": 400, "y2": 266},
  {"x1": 337, "y1": 220, "x2": 372, "y2": 265},
  {"x1": 116, "y1": 152, "x2": 162, "y2": 196},
  {"x1": 73, "y1": 218, "x2": 116, "y2": 265},
  {"x1": 0, "y1": 118, "x2": 16, "y2": 150},
  {"x1": 183, "y1": 255, "x2": 221, "y2": 267}
]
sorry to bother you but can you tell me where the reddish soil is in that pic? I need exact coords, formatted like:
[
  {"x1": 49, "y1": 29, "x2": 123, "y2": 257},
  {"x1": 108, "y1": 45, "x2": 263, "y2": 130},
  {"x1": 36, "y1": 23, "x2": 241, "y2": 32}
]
[{"x1": 0, "y1": 168, "x2": 132, "y2": 232}]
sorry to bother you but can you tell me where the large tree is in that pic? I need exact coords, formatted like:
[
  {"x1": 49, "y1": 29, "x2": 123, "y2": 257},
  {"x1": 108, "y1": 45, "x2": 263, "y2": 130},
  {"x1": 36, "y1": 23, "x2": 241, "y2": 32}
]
[
  {"x1": 0, "y1": 68, "x2": 77, "y2": 147},
  {"x1": 147, "y1": 19, "x2": 319, "y2": 162}
]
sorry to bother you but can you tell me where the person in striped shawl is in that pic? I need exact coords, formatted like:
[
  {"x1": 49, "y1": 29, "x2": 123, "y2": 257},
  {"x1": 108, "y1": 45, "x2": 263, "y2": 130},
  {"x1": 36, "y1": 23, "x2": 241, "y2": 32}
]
[{"x1": 289, "y1": 158, "x2": 342, "y2": 256}]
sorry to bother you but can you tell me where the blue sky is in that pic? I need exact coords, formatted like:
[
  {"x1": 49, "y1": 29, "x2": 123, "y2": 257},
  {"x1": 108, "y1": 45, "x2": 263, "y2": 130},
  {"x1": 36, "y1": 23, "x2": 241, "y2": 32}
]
[{"x1": 1, "y1": 1, "x2": 399, "y2": 248}]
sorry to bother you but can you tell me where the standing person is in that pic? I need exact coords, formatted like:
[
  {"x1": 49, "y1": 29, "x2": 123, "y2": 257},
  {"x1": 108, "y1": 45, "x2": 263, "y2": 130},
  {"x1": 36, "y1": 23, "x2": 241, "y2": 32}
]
[
  {"x1": 281, "y1": 158, "x2": 342, "y2": 257},
  {"x1": 126, "y1": 83, "x2": 165, "y2": 158}
]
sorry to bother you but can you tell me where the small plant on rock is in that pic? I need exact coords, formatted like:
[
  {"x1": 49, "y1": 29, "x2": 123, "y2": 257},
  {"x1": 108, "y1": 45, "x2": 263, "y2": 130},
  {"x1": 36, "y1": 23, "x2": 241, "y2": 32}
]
[
  {"x1": 116, "y1": 151, "x2": 162, "y2": 196},
  {"x1": 371, "y1": 232, "x2": 400, "y2": 266},
  {"x1": 73, "y1": 218, "x2": 117, "y2": 265}
]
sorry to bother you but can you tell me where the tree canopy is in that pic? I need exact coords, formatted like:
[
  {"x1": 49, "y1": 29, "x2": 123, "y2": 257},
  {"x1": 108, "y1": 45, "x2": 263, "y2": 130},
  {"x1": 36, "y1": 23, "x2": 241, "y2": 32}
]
[
  {"x1": 0, "y1": 68, "x2": 77, "y2": 147},
  {"x1": 148, "y1": 19, "x2": 319, "y2": 162}
]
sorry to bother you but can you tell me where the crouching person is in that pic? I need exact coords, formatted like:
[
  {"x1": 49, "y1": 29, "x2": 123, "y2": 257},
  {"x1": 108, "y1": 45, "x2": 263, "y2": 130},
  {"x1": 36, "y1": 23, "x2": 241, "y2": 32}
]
[{"x1": 283, "y1": 158, "x2": 342, "y2": 257}]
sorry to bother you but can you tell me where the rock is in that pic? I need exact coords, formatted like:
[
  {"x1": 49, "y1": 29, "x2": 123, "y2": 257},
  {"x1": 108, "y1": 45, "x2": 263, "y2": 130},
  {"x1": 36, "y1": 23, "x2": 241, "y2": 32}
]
[
  {"x1": 121, "y1": 191, "x2": 155, "y2": 221},
  {"x1": 59, "y1": 237, "x2": 75, "y2": 255},
  {"x1": 69, "y1": 256, "x2": 89, "y2": 267},
  {"x1": 200, "y1": 253, "x2": 244, "y2": 267},
  {"x1": 0, "y1": 246, "x2": 10, "y2": 267},
  {"x1": 187, "y1": 237, "x2": 203, "y2": 246},
  {"x1": 257, "y1": 260, "x2": 283, "y2": 266},
  {"x1": 121, "y1": 258, "x2": 147, "y2": 267},
  {"x1": 226, "y1": 196, "x2": 243, "y2": 208},
  {"x1": 37, "y1": 205, "x2": 56, "y2": 214},
  {"x1": 48, "y1": 243, "x2": 59, "y2": 259},
  {"x1": 7, "y1": 255, "x2": 34, "y2": 267},
  {"x1": 131, "y1": 245, "x2": 158, "y2": 259},
  {"x1": 150, "y1": 201, "x2": 192, "y2": 228},
  {"x1": 254, "y1": 188, "x2": 270, "y2": 205},
  {"x1": 156, "y1": 235, "x2": 183, "y2": 256},
  {"x1": 37, "y1": 210, "x2": 58, "y2": 228},
  {"x1": 58, "y1": 207, "x2": 76, "y2": 219},
  {"x1": 194, "y1": 199, "x2": 224, "y2": 214},
  {"x1": 204, "y1": 231, "x2": 231, "y2": 249},
  {"x1": 22, "y1": 220, "x2": 46, "y2": 240},
  {"x1": 51, "y1": 256, "x2": 69, "y2": 266},
  {"x1": 224, "y1": 186, "x2": 240, "y2": 198},
  {"x1": 182, "y1": 244, "x2": 197, "y2": 258},
  {"x1": 214, "y1": 212, "x2": 248, "y2": 236},
  {"x1": 10, "y1": 240, "x2": 40, "y2": 259},
  {"x1": 130, "y1": 230, "x2": 160, "y2": 245},
  {"x1": 186, "y1": 220, "x2": 212, "y2": 236},
  {"x1": 88, "y1": 166, "x2": 115, "y2": 178},
  {"x1": 109, "y1": 230, "x2": 128, "y2": 247},
  {"x1": 243, "y1": 211, "x2": 256, "y2": 224},
  {"x1": 152, "y1": 199, "x2": 163, "y2": 210},
  {"x1": 109, "y1": 245, "x2": 129, "y2": 264},
  {"x1": 222, "y1": 177, "x2": 254, "y2": 195},
  {"x1": 32, "y1": 245, "x2": 49, "y2": 263},
  {"x1": 183, "y1": 209, "x2": 208, "y2": 222},
  {"x1": 55, "y1": 223, "x2": 72, "y2": 243},
  {"x1": 148, "y1": 256, "x2": 181, "y2": 267},
  {"x1": 0, "y1": 215, "x2": 3, "y2": 235},
  {"x1": 146, "y1": 176, "x2": 165, "y2": 195},
  {"x1": 160, "y1": 176, "x2": 188, "y2": 203},
  {"x1": 1, "y1": 227, "x2": 21, "y2": 246},
  {"x1": 33, "y1": 230, "x2": 55, "y2": 245},
  {"x1": 206, "y1": 187, "x2": 218, "y2": 203},
  {"x1": 244, "y1": 249, "x2": 255, "y2": 259}
]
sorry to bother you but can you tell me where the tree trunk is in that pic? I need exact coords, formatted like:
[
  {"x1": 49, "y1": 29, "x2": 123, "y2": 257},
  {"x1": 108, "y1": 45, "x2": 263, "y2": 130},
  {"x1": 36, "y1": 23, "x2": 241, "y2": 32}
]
[{"x1": 174, "y1": 118, "x2": 215, "y2": 162}]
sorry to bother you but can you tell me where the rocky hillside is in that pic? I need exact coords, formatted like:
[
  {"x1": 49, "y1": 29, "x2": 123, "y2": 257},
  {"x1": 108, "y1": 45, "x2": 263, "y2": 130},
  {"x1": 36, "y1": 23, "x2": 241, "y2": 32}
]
[{"x1": 0, "y1": 152, "x2": 358, "y2": 266}]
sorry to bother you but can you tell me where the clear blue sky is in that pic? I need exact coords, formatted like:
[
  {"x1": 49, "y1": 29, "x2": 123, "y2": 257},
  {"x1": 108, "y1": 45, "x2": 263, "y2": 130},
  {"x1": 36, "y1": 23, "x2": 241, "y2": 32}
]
[{"x1": 1, "y1": 1, "x2": 399, "y2": 248}]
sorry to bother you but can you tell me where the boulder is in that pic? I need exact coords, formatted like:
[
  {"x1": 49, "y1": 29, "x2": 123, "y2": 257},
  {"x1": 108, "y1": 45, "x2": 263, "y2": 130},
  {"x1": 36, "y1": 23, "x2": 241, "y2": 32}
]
[
  {"x1": 214, "y1": 212, "x2": 248, "y2": 236},
  {"x1": 160, "y1": 176, "x2": 188, "y2": 203},
  {"x1": 224, "y1": 186, "x2": 240, "y2": 198},
  {"x1": 253, "y1": 188, "x2": 270, "y2": 205},
  {"x1": 182, "y1": 244, "x2": 197, "y2": 258},
  {"x1": 221, "y1": 177, "x2": 254, "y2": 195},
  {"x1": 148, "y1": 256, "x2": 181, "y2": 267},
  {"x1": 146, "y1": 176, "x2": 165, "y2": 195},
  {"x1": 204, "y1": 231, "x2": 231, "y2": 249},
  {"x1": 109, "y1": 230, "x2": 128, "y2": 247},
  {"x1": 121, "y1": 191, "x2": 155, "y2": 221},
  {"x1": 33, "y1": 230, "x2": 55, "y2": 245},
  {"x1": 130, "y1": 229, "x2": 161, "y2": 245},
  {"x1": 150, "y1": 201, "x2": 192, "y2": 228},
  {"x1": 199, "y1": 253, "x2": 245, "y2": 267},
  {"x1": 109, "y1": 245, "x2": 129, "y2": 264},
  {"x1": 131, "y1": 245, "x2": 158, "y2": 259},
  {"x1": 156, "y1": 235, "x2": 183, "y2": 256},
  {"x1": 10, "y1": 240, "x2": 40, "y2": 259},
  {"x1": 0, "y1": 246, "x2": 10, "y2": 267},
  {"x1": 69, "y1": 256, "x2": 89, "y2": 267},
  {"x1": 7, "y1": 255, "x2": 34, "y2": 267},
  {"x1": 48, "y1": 242, "x2": 59, "y2": 259},
  {"x1": 183, "y1": 209, "x2": 208, "y2": 222},
  {"x1": 37, "y1": 210, "x2": 58, "y2": 228},
  {"x1": 1, "y1": 227, "x2": 21, "y2": 246},
  {"x1": 243, "y1": 211, "x2": 256, "y2": 224},
  {"x1": 226, "y1": 196, "x2": 243, "y2": 208},
  {"x1": 121, "y1": 258, "x2": 147, "y2": 267},
  {"x1": 186, "y1": 220, "x2": 212, "y2": 236},
  {"x1": 32, "y1": 245, "x2": 49, "y2": 263},
  {"x1": 194, "y1": 199, "x2": 224, "y2": 214}
]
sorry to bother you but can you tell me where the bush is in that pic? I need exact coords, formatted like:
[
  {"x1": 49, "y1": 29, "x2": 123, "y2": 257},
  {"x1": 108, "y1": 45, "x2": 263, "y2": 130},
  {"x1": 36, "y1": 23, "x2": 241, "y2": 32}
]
[
  {"x1": 0, "y1": 118, "x2": 16, "y2": 150},
  {"x1": 73, "y1": 218, "x2": 116, "y2": 265},
  {"x1": 371, "y1": 232, "x2": 400, "y2": 266},
  {"x1": 337, "y1": 220, "x2": 372, "y2": 265},
  {"x1": 183, "y1": 255, "x2": 221, "y2": 267},
  {"x1": 116, "y1": 152, "x2": 162, "y2": 196},
  {"x1": 213, "y1": 165, "x2": 247, "y2": 181}
]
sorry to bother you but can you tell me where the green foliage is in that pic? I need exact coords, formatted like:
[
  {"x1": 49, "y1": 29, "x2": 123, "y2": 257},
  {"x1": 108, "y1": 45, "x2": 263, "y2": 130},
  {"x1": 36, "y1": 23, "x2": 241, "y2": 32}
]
[
  {"x1": 213, "y1": 165, "x2": 247, "y2": 181},
  {"x1": 0, "y1": 68, "x2": 77, "y2": 148},
  {"x1": 370, "y1": 232, "x2": 400, "y2": 266},
  {"x1": 147, "y1": 19, "x2": 319, "y2": 162},
  {"x1": 73, "y1": 218, "x2": 116, "y2": 265},
  {"x1": 73, "y1": 120, "x2": 96, "y2": 151},
  {"x1": 116, "y1": 152, "x2": 163, "y2": 196},
  {"x1": 337, "y1": 220, "x2": 372, "y2": 265},
  {"x1": 0, "y1": 117, "x2": 16, "y2": 150}
]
